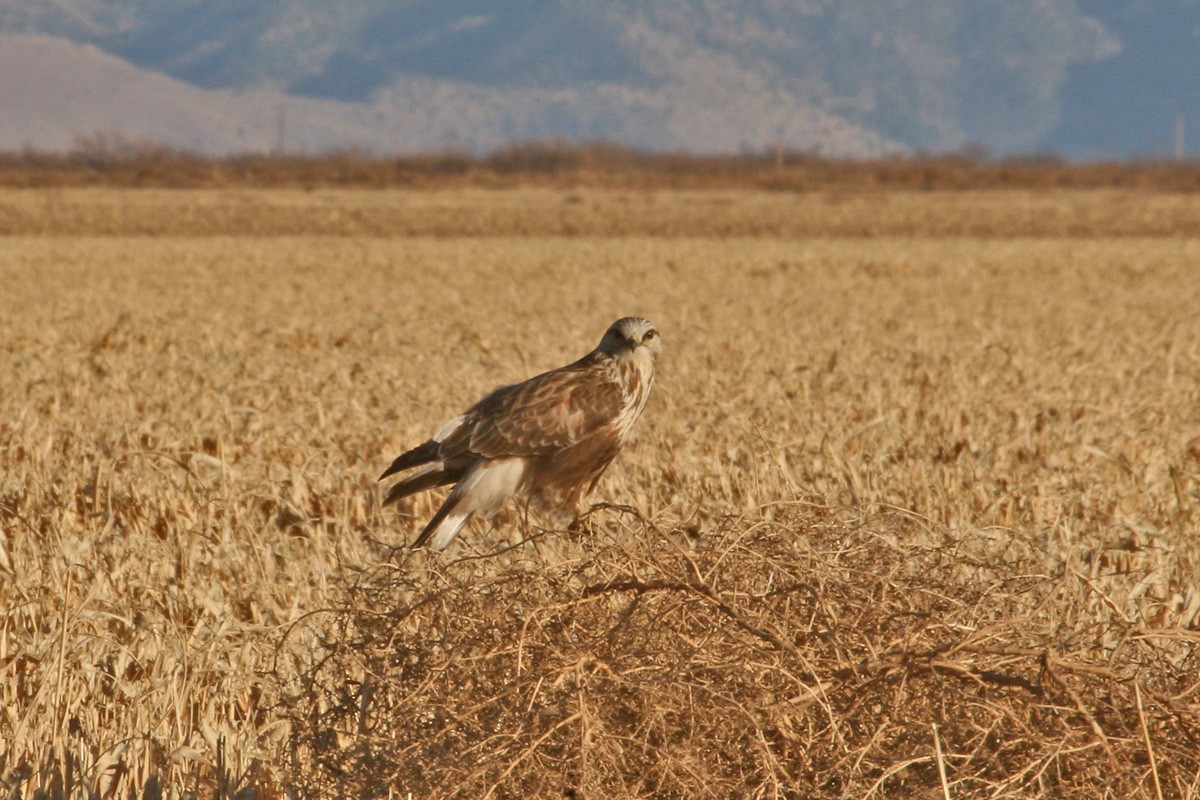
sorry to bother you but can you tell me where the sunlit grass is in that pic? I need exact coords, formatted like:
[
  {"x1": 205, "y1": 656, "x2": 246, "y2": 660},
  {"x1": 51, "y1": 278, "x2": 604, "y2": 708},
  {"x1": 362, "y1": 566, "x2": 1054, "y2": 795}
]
[{"x1": 1, "y1": 188, "x2": 1198, "y2": 798}]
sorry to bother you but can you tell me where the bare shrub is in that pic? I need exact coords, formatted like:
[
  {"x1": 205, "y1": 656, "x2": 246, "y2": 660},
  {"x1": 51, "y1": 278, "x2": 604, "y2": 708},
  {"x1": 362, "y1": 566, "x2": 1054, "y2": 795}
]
[{"x1": 280, "y1": 513, "x2": 1199, "y2": 799}]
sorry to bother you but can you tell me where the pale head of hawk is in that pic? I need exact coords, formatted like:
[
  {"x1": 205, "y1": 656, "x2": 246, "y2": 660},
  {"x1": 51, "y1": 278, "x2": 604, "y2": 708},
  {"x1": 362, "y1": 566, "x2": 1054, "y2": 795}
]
[{"x1": 380, "y1": 317, "x2": 662, "y2": 551}]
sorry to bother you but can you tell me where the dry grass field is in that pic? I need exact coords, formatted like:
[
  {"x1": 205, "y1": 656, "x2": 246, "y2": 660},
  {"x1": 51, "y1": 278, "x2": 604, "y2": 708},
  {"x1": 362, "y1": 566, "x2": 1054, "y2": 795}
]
[{"x1": 1, "y1": 187, "x2": 1198, "y2": 798}]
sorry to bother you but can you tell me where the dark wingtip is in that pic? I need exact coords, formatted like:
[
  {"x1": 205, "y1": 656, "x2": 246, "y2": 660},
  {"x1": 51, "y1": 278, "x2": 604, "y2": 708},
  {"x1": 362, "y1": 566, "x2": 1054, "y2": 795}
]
[
  {"x1": 381, "y1": 466, "x2": 462, "y2": 507},
  {"x1": 381, "y1": 482, "x2": 405, "y2": 505},
  {"x1": 378, "y1": 440, "x2": 439, "y2": 482}
]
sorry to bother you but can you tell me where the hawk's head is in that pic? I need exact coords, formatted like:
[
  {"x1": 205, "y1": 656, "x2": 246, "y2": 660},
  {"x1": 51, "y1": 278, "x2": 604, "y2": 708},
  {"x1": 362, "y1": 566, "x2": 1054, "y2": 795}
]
[{"x1": 598, "y1": 317, "x2": 662, "y2": 359}]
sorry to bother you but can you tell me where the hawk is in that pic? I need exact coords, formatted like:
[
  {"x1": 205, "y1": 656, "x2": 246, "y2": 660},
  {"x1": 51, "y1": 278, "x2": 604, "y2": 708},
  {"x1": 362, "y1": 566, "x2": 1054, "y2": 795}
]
[{"x1": 380, "y1": 317, "x2": 662, "y2": 551}]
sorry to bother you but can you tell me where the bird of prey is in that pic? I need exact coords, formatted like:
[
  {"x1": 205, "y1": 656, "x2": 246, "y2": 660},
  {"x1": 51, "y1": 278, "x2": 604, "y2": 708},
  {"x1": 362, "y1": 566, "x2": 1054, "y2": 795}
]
[{"x1": 379, "y1": 317, "x2": 662, "y2": 551}]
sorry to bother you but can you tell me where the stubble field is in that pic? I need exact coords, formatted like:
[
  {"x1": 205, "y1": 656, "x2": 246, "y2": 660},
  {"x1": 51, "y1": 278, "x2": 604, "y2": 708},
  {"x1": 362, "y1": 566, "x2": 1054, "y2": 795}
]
[{"x1": 1, "y1": 187, "x2": 1199, "y2": 798}]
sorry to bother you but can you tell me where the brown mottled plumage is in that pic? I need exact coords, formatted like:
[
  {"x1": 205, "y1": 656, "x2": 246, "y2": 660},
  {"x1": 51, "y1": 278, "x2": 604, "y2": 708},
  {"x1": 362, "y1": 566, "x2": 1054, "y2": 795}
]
[{"x1": 380, "y1": 317, "x2": 661, "y2": 551}]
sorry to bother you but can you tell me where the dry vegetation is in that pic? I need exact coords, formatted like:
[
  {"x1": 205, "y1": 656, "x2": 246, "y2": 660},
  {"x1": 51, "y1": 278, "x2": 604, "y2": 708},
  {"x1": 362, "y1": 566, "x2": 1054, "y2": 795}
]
[
  {"x1": 0, "y1": 185, "x2": 1198, "y2": 798},
  {"x1": 6, "y1": 142, "x2": 1200, "y2": 192}
]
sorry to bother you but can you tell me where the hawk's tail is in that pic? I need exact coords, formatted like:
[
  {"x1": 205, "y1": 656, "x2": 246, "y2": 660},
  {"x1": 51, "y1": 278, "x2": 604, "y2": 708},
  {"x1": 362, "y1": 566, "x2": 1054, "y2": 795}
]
[
  {"x1": 410, "y1": 459, "x2": 526, "y2": 551},
  {"x1": 410, "y1": 495, "x2": 473, "y2": 551}
]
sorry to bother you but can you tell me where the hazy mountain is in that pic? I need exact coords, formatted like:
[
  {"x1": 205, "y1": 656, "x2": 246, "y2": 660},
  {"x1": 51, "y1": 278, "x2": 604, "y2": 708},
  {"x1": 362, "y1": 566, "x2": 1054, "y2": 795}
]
[
  {"x1": 0, "y1": 34, "x2": 402, "y2": 154},
  {"x1": 0, "y1": 1, "x2": 1162, "y2": 157}
]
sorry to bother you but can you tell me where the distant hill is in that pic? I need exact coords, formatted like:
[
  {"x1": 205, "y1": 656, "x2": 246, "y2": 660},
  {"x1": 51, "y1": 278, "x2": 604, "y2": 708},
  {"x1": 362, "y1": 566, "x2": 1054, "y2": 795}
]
[
  {"x1": 0, "y1": 34, "x2": 378, "y2": 154},
  {"x1": 2, "y1": 1, "x2": 1175, "y2": 158}
]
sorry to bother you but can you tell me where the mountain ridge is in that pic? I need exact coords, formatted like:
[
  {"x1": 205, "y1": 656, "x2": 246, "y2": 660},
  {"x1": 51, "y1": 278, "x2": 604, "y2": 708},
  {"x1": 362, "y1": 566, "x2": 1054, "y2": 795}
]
[{"x1": 1, "y1": 2, "x2": 1182, "y2": 157}]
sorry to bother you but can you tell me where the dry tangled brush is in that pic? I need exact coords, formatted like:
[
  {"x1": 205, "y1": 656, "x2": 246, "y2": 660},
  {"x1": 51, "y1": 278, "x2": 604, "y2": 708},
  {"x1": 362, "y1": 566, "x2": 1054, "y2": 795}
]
[{"x1": 280, "y1": 510, "x2": 1199, "y2": 799}]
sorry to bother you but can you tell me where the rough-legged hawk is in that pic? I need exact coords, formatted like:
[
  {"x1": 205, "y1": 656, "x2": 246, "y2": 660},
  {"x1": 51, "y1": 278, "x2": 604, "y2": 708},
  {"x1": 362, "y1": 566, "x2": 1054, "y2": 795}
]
[{"x1": 380, "y1": 317, "x2": 661, "y2": 551}]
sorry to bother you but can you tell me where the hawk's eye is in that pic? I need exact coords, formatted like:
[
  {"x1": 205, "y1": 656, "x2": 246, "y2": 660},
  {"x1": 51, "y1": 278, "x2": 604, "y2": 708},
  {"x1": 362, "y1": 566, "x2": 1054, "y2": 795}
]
[{"x1": 642, "y1": 330, "x2": 658, "y2": 342}]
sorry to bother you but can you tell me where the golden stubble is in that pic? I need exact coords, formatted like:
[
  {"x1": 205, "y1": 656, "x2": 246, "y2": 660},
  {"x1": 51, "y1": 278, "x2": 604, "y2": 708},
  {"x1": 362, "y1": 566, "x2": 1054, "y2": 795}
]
[{"x1": 1, "y1": 188, "x2": 1198, "y2": 798}]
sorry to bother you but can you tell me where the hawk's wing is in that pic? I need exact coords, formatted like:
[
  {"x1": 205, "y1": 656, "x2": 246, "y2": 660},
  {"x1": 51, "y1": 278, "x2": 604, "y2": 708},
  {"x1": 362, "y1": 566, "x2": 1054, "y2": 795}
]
[{"x1": 444, "y1": 360, "x2": 626, "y2": 460}]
